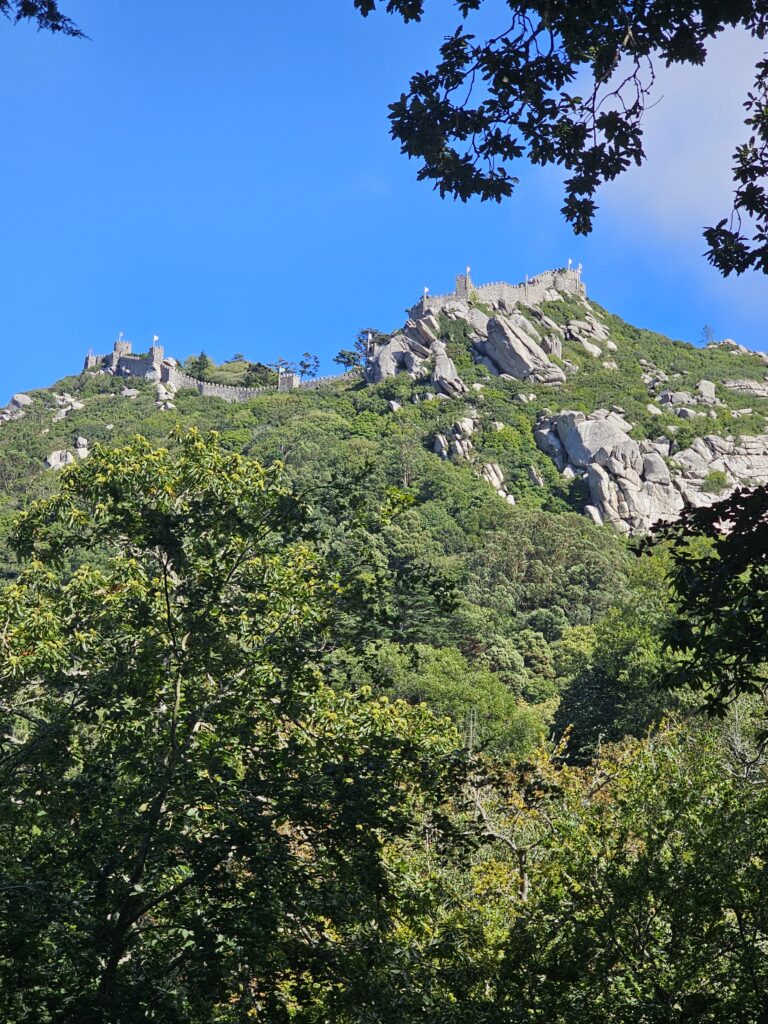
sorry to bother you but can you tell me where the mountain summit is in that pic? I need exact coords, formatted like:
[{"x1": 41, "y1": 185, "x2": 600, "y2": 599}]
[{"x1": 3, "y1": 268, "x2": 768, "y2": 537}]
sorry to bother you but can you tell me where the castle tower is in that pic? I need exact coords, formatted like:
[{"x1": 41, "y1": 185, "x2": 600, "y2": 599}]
[
  {"x1": 455, "y1": 269, "x2": 473, "y2": 301},
  {"x1": 277, "y1": 369, "x2": 300, "y2": 392}
]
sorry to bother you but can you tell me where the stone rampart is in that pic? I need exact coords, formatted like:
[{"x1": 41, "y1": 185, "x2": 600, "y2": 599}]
[
  {"x1": 412, "y1": 268, "x2": 586, "y2": 318},
  {"x1": 164, "y1": 367, "x2": 359, "y2": 398},
  {"x1": 85, "y1": 342, "x2": 165, "y2": 377},
  {"x1": 83, "y1": 268, "x2": 587, "y2": 406},
  {"x1": 116, "y1": 354, "x2": 158, "y2": 377},
  {"x1": 299, "y1": 370, "x2": 360, "y2": 390},
  {"x1": 162, "y1": 365, "x2": 271, "y2": 402}
]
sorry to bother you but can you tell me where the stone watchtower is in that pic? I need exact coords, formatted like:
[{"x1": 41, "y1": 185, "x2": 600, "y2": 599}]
[
  {"x1": 455, "y1": 270, "x2": 473, "y2": 302},
  {"x1": 277, "y1": 369, "x2": 300, "y2": 391}
]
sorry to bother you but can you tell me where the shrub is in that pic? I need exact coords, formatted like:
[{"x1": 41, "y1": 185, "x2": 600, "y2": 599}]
[{"x1": 701, "y1": 469, "x2": 729, "y2": 493}]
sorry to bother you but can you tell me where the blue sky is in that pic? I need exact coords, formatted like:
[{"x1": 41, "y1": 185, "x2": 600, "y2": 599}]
[{"x1": 1, "y1": 1, "x2": 766, "y2": 399}]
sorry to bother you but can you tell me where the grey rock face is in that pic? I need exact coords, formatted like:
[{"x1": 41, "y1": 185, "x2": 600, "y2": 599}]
[
  {"x1": 579, "y1": 338, "x2": 602, "y2": 358},
  {"x1": 434, "y1": 434, "x2": 450, "y2": 458},
  {"x1": 560, "y1": 417, "x2": 638, "y2": 470},
  {"x1": 45, "y1": 450, "x2": 74, "y2": 470},
  {"x1": 528, "y1": 465, "x2": 545, "y2": 487},
  {"x1": 434, "y1": 415, "x2": 477, "y2": 461},
  {"x1": 1, "y1": 392, "x2": 34, "y2": 425},
  {"x1": 402, "y1": 332, "x2": 432, "y2": 358},
  {"x1": 541, "y1": 334, "x2": 563, "y2": 358},
  {"x1": 479, "y1": 316, "x2": 565, "y2": 383},
  {"x1": 482, "y1": 462, "x2": 505, "y2": 489},
  {"x1": 432, "y1": 341, "x2": 468, "y2": 398},
  {"x1": 410, "y1": 312, "x2": 440, "y2": 344},
  {"x1": 642, "y1": 452, "x2": 670, "y2": 484},
  {"x1": 465, "y1": 307, "x2": 490, "y2": 338},
  {"x1": 475, "y1": 354, "x2": 500, "y2": 375},
  {"x1": 724, "y1": 379, "x2": 768, "y2": 398},
  {"x1": 481, "y1": 462, "x2": 515, "y2": 504},
  {"x1": 366, "y1": 334, "x2": 410, "y2": 383},
  {"x1": 536, "y1": 405, "x2": 768, "y2": 534},
  {"x1": 364, "y1": 310, "x2": 470, "y2": 398}
]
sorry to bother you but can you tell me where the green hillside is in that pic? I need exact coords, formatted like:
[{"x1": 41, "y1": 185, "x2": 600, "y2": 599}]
[
  {"x1": 4, "y1": 288, "x2": 768, "y2": 1020},
  {"x1": 5, "y1": 289, "x2": 768, "y2": 755}
]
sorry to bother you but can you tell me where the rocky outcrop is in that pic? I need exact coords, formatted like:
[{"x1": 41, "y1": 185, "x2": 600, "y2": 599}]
[
  {"x1": 45, "y1": 450, "x2": 75, "y2": 470},
  {"x1": 706, "y1": 337, "x2": 768, "y2": 364},
  {"x1": 535, "y1": 407, "x2": 768, "y2": 534},
  {"x1": 432, "y1": 341, "x2": 469, "y2": 398},
  {"x1": 10, "y1": 393, "x2": 33, "y2": 412},
  {"x1": 432, "y1": 414, "x2": 515, "y2": 503},
  {"x1": 0, "y1": 393, "x2": 34, "y2": 425},
  {"x1": 366, "y1": 334, "x2": 412, "y2": 383},
  {"x1": 366, "y1": 276, "x2": 579, "y2": 395},
  {"x1": 481, "y1": 462, "x2": 515, "y2": 504},
  {"x1": 52, "y1": 393, "x2": 85, "y2": 422},
  {"x1": 365, "y1": 321, "x2": 466, "y2": 395},
  {"x1": 534, "y1": 409, "x2": 636, "y2": 470},
  {"x1": 475, "y1": 316, "x2": 566, "y2": 383},
  {"x1": 723, "y1": 378, "x2": 768, "y2": 399},
  {"x1": 155, "y1": 380, "x2": 176, "y2": 411},
  {"x1": 563, "y1": 314, "x2": 617, "y2": 361},
  {"x1": 434, "y1": 415, "x2": 478, "y2": 460}
]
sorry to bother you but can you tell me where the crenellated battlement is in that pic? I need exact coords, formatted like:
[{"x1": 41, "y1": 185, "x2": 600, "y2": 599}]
[
  {"x1": 81, "y1": 268, "x2": 585, "y2": 405},
  {"x1": 411, "y1": 267, "x2": 586, "y2": 318},
  {"x1": 84, "y1": 337, "x2": 359, "y2": 401},
  {"x1": 84, "y1": 337, "x2": 166, "y2": 379}
]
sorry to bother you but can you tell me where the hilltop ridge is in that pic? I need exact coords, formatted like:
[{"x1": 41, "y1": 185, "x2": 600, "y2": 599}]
[{"x1": 3, "y1": 267, "x2": 768, "y2": 538}]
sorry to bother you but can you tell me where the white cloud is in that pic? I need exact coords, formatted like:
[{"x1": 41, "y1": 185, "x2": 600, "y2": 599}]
[{"x1": 601, "y1": 30, "x2": 765, "y2": 236}]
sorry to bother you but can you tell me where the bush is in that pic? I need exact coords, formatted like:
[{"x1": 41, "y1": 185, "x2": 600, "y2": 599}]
[{"x1": 701, "y1": 469, "x2": 729, "y2": 493}]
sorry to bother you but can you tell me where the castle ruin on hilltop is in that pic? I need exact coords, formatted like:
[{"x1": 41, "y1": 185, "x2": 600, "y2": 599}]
[
  {"x1": 410, "y1": 266, "x2": 585, "y2": 318},
  {"x1": 84, "y1": 338, "x2": 321, "y2": 402},
  {"x1": 82, "y1": 268, "x2": 585, "y2": 402}
]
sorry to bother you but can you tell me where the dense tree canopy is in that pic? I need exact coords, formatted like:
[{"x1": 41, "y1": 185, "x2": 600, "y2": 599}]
[
  {"x1": 2, "y1": 284, "x2": 768, "y2": 1015},
  {"x1": 355, "y1": 0, "x2": 768, "y2": 276},
  {"x1": 656, "y1": 486, "x2": 768, "y2": 716},
  {"x1": 0, "y1": 432, "x2": 469, "y2": 1022}
]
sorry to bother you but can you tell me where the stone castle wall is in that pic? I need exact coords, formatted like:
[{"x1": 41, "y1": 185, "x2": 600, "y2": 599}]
[
  {"x1": 161, "y1": 365, "x2": 273, "y2": 402},
  {"x1": 298, "y1": 371, "x2": 359, "y2": 390},
  {"x1": 160, "y1": 364, "x2": 358, "y2": 401},
  {"x1": 116, "y1": 354, "x2": 158, "y2": 377},
  {"x1": 413, "y1": 268, "x2": 586, "y2": 317},
  {"x1": 82, "y1": 267, "x2": 579, "y2": 402},
  {"x1": 85, "y1": 342, "x2": 165, "y2": 379}
]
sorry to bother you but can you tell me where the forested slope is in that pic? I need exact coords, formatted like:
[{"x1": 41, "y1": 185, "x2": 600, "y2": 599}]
[
  {"x1": 3, "y1": 287, "x2": 768, "y2": 1020},
  {"x1": 3, "y1": 285, "x2": 768, "y2": 756}
]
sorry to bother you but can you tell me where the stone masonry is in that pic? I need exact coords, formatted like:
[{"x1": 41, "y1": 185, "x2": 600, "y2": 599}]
[
  {"x1": 410, "y1": 267, "x2": 586, "y2": 319},
  {"x1": 84, "y1": 339, "x2": 342, "y2": 401}
]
